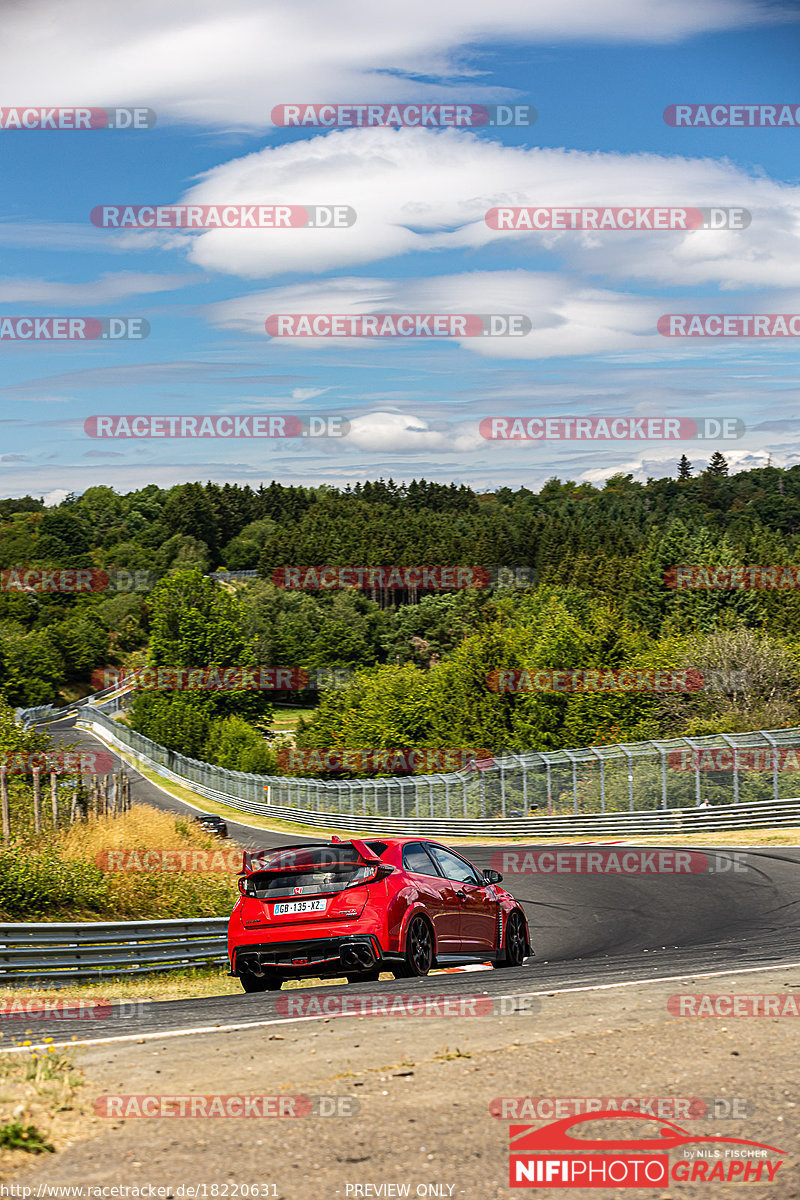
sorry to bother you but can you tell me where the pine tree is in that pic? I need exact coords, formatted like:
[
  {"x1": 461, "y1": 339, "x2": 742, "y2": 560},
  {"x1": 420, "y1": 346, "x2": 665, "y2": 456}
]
[
  {"x1": 678, "y1": 455, "x2": 692, "y2": 480},
  {"x1": 707, "y1": 452, "x2": 729, "y2": 478}
]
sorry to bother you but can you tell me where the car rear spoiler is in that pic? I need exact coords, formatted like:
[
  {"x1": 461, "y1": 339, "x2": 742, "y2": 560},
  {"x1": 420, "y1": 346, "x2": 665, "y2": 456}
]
[
  {"x1": 239, "y1": 839, "x2": 379, "y2": 876},
  {"x1": 239, "y1": 841, "x2": 327, "y2": 876},
  {"x1": 350, "y1": 839, "x2": 383, "y2": 864}
]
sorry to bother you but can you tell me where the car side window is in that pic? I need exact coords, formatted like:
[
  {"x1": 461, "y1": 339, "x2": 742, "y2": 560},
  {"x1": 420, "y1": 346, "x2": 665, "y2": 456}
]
[
  {"x1": 402, "y1": 842, "x2": 440, "y2": 876},
  {"x1": 427, "y1": 845, "x2": 482, "y2": 885}
]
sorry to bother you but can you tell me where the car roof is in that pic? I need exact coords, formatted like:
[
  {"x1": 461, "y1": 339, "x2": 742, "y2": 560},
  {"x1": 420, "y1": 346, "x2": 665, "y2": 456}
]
[{"x1": 266, "y1": 837, "x2": 451, "y2": 851}]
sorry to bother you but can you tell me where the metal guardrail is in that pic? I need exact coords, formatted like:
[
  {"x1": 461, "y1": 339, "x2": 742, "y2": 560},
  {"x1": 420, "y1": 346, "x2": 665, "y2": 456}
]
[
  {"x1": 0, "y1": 918, "x2": 228, "y2": 983},
  {"x1": 227, "y1": 796, "x2": 800, "y2": 837},
  {"x1": 18, "y1": 691, "x2": 800, "y2": 835},
  {"x1": 15, "y1": 681, "x2": 125, "y2": 729},
  {"x1": 206, "y1": 570, "x2": 259, "y2": 583},
  {"x1": 66, "y1": 708, "x2": 800, "y2": 837}
]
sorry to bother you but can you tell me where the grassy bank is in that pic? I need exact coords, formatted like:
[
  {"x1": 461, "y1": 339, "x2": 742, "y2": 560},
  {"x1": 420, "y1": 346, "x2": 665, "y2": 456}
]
[{"x1": 0, "y1": 805, "x2": 238, "y2": 921}]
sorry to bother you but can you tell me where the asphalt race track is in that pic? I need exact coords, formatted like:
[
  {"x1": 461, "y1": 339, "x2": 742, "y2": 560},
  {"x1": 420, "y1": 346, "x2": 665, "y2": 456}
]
[{"x1": 11, "y1": 714, "x2": 800, "y2": 1048}]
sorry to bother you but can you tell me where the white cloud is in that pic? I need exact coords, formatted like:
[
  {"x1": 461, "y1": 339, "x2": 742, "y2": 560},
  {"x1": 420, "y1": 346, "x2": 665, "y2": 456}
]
[
  {"x1": 171, "y1": 130, "x2": 800, "y2": 286},
  {"x1": 0, "y1": 1, "x2": 786, "y2": 129},
  {"x1": 208, "y1": 270, "x2": 672, "y2": 359},
  {"x1": 0, "y1": 273, "x2": 197, "y2": 304},
  {"x1": 41, "y1": 488, "x2": 72, "y2": 506},
  {"x1": 345, "y1": 412, "x2": 482, "y2": 453}
]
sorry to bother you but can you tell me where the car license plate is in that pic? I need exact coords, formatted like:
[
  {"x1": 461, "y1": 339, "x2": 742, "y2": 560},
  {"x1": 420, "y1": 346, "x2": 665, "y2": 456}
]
[{"x1": 273, "y1": 899, "x2": 327, "y2": 914}]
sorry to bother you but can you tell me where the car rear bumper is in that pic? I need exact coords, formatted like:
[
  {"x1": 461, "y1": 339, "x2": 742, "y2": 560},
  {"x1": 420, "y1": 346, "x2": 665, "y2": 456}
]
[{"x1": 231, "y1": 934, "x2": 395, "y2": 978}]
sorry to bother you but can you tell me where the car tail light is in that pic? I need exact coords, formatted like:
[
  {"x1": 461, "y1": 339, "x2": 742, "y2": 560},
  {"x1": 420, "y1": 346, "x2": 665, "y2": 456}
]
[{"x1": 346, "y1": 863, "x2": 394, "y2": 887}]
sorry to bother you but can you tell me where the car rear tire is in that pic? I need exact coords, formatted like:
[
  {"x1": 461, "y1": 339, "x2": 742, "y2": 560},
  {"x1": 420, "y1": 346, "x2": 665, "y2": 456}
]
[
  {"x1": 496, "y1": 909, "x2": 527, "y2": 968},
  {"x1": 392, "y1": 915, "x2": 434, "y2": 978},
  {"x1": 239, "y1": 972, "x2": 282, "y2": 992}
]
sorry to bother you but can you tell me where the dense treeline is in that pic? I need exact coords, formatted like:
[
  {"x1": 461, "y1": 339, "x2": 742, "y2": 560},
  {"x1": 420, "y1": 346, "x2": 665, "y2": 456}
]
[{"x1": 3, "y1": 460, "x2": 800, "y2": 769}]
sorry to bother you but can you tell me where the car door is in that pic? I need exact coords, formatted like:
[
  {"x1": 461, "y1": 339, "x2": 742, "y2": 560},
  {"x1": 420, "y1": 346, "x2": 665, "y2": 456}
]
[
  {"x1": 401, "y1": 841, "x2": 461, "y2": 951},
  {"x1": 425, "y1": 843, "x2": 499, "y2": 953}
]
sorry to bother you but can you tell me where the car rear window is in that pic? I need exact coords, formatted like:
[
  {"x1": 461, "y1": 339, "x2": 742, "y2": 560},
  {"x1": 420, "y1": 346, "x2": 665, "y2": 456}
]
[
  {"x1": 243, "y1": 843, "x2": 368, "y2": 899},
  {"x1": 252, "y1": 845, "x2": 361, "y2": 871},
  {"x1": 244, "y1": 864, "x2": 365, "y2": 899}
]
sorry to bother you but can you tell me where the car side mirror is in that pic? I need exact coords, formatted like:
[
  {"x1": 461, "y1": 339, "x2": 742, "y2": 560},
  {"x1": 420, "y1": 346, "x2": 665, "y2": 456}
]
[{"x1": 483, "y1": 869, "x2": 503, "y2": 884}]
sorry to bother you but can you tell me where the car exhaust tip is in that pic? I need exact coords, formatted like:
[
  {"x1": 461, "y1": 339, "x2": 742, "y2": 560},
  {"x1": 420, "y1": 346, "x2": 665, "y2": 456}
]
[
  {"x1": 341, "y1": 942, "x2": 376, "y2": 970},
  {"x1": 239, "y1": 955, "x2": 265, "y2": 978}
]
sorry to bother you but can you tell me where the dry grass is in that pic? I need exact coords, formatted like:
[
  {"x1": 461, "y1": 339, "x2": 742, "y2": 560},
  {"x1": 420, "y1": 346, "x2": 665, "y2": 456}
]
[
  {"x1": 0, "y1": 803, "x2": 239, "y2": 922},
  {"x1": 0, "y1": 1046, "x2": 90, "y2": 1179},
  {"x1": 58, "y1": 803, "x2": 218, "y2": 860}
]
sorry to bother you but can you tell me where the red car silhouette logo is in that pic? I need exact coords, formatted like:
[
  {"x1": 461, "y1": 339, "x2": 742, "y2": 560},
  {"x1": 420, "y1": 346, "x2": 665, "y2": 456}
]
[{"x1": 510, "y1": 1110, "x2": 785, "y2": 1155}]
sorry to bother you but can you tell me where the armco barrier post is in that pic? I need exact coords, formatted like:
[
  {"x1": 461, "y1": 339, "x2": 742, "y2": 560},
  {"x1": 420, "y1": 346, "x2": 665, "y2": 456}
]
[
  {"x1": 32, "y1": 766, "x2": 42, "y2": 834},
  {"x1": 764, "y1": 732, "x2": 779, "y2": 802},
  {"x1": 661, "y1": 747, "x2": 668, "y2": 809},
  {"x1": 1, "y1": 766, "x2": 9, "y2": 839}
]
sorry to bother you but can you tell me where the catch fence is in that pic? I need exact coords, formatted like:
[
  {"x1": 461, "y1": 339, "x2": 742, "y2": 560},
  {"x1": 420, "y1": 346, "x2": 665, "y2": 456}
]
[{"x1": 48, "y1": 703, "x2": 800, "y2": 824}]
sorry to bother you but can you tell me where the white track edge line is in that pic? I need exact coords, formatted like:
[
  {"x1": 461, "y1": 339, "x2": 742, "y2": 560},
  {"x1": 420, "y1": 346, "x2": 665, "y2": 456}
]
[{"x1": 4, "y1": 957, "x2": 800, "y2": 1055}]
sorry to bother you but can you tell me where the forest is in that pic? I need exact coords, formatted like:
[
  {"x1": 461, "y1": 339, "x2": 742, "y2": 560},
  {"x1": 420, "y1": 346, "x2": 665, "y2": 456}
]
[{"x1": 2, "y1": 454, "x2": 800, "y2": 774}]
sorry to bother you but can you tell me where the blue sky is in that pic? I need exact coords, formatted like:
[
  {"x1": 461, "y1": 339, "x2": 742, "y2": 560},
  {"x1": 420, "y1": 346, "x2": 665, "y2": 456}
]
[{"x1": 1, "y1": 0, "x2": 799, "y2": 501}]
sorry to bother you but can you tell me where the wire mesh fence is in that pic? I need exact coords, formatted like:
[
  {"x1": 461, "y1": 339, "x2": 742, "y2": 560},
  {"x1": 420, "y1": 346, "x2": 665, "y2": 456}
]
[{"x1": 39, "y1": 701, "x2": 800, "y2": 823}]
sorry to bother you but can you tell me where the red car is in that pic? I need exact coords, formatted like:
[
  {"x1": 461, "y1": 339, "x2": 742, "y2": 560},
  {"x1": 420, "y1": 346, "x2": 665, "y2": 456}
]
[{"x1": 228, "y1": 836, "x2": 532, "y2": 991}]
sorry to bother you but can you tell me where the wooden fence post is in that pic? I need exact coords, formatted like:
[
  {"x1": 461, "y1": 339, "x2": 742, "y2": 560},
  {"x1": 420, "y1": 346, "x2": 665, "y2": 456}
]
[
  {"x1": 1, "y1": 766, "x2": 9, "y2": 840},
  {"x1": 91, "y1": 776, "x2": 99, "y2": 818},
  {"x1": 111, "y1": 773, "x2": 118, "y2": 815},
  {"x1": 32, "y1": 767, "x2": 42, "y2": 835},
  {"x1": 50, "y1": 769, "x2": 58, "y2": 830}
]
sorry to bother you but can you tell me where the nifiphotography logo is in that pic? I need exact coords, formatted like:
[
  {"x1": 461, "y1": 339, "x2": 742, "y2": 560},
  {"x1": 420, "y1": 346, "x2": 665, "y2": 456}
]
[{"x1": 508, "y1": 1111, "x2": 785, "y2": 1187}]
